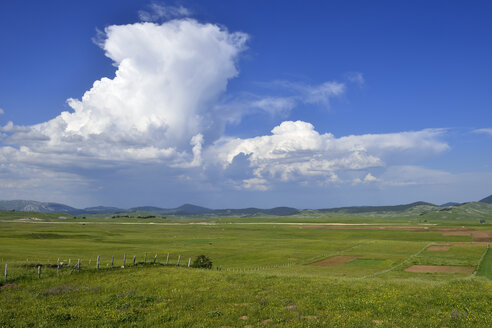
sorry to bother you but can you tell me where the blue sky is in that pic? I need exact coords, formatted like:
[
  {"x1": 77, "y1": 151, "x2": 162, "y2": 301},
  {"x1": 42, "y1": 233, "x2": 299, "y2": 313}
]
[{"x1": 0, "y1": 0, "x2": 491, "y2": 208}]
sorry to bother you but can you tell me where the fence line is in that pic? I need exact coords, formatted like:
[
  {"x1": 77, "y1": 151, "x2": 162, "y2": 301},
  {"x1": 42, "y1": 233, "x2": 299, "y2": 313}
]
[
  {"x1": 0, "y1": 252, "x2": 204, "y2": 283},
  {"x1": 360, "y1": 242, "x2": 434, "y2": 279}
]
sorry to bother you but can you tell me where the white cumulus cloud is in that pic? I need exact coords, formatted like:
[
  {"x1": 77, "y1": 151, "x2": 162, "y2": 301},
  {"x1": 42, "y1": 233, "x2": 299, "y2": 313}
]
[
  {"x1": 2, "y1": 19, "x2": 248, "y2": 167},
  {"x1": 208, "y1": 121, "x2": 448, "y2": 187}
]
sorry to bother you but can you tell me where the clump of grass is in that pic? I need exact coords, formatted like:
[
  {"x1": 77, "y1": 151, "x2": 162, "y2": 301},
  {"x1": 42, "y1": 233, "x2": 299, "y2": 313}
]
[{"x1": 191, "y1": 255, "x2": 213, "y2": 269}]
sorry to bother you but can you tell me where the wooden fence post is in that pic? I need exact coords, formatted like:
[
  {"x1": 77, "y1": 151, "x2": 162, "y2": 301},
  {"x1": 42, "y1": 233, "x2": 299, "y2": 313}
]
[
  {"x1": 37, "y1": 265, "x2": 41, "y2": 279},
  {"x1": 166, "y1": 253, "x2": 169, "y2": 265},
  {"x1": 96, "y1": 256, "x2": 100, "y2": 270},
  {"x1": 133, "y1": 255, "x2": 136, "y2": 266},
  {"x1": 111, "y1": 256, "x2": 114, "y2": 268},
  {"x1": 153, "y1": 254, "x2": 157, "y2": 264},
  {"x1": 188, "y1": 258, "x2": 191, "y2": 267},
  {"x1": 57, "y1": 263, "x2": 60, "y2": 276},
  {"x1": 77, "y1": 259, "x2": 81, "y2": 273},
  {"x1": 177, "y1": 255, "x2": 181, "y2": 266},
  {"x1": 123, "y1": 254, "x2": 126, "y2": 268},
  {"x1": 4, "y1": 264, "x2": 7, "y2": 282},
  {"x1": 144, "y1": 252, "x2": 147, "y2": 264}
]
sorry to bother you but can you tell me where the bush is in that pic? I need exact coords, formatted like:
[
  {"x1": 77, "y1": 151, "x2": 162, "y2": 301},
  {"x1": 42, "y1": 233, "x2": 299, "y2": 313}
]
[{"x1": 192, "y1": 255, "x2": 212, "y2": 269}]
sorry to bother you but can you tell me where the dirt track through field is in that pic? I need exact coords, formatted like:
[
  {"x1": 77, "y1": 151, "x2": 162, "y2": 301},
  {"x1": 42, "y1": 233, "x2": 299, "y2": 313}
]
[
  {"x1": 5, "y1": 220, "x2": 492, "y2": 242},
  {"x1": 302, "y1": 225, "x2": 429, "y2": 232},
  {"x1": 303, "y1": 225, "x2": 492, "y2": 242},
  {"x1": 309, "y1": 256, "x2": 358, "y2": 267},
  {"x1": 404, "y1": 265, "x2": 475, "y2": 274}
]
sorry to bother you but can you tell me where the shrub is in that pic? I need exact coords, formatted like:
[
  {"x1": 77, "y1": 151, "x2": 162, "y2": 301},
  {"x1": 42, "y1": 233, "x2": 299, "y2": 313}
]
[{"x1": 192, "y1": 255, "x2": 212, "y2": 269}]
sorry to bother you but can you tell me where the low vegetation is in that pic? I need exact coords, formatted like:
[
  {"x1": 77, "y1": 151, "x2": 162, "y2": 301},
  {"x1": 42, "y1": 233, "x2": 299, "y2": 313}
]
[{"x1": 0, "y1": 209, "x2": 491, "y2": 326}]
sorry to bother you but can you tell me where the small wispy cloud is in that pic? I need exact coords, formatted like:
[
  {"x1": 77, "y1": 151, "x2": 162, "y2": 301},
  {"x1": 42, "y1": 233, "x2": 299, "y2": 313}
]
[
  {"x1": 0, "y1": 108, "x2": 4, "y2": 114},
  {"x1": 473, "y1": 128, "x2": 492, "y2": 136},
  {"x1": 251, "y1": 97, "x2": 297, "y2": 116},
  {"x1": 271, "y1": 80, "x2": 345, "y2": 107},
  {"x1": 138, "y1": 3, "x2": 191, "y2": 22},
  {"x1": 215, "y1": 79, "x2": 346, "y2": 121},
  {"x1": 345, "y1": 72, "x2": 365, "y2": 85}
]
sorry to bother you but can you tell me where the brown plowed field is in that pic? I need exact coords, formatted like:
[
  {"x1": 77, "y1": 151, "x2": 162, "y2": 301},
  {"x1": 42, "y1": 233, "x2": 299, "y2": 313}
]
[
  {"x1": 472, "y1": 231, "x2": 492, "y2": 242},
  {"x1": 443, "y1": 242, "x2": 490, "y2": 246},
  {"x1": 404, "y1": 265, "x2": 474, "y2": 274},
  {"x1": 309, "y1": 256, "x2": 358, "y2": 267},
  {"x1": 427, "y1": 246, "x2": 451, "y2": 251},
  {"x1": 440, "y1": 231, "x2": 471, "y2": 236}
]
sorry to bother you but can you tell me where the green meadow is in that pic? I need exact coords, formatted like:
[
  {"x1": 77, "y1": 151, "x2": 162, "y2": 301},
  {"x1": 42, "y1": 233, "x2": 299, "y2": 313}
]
[{"x1": 1, "y1": 213, "x2": 491, "y2": 327}]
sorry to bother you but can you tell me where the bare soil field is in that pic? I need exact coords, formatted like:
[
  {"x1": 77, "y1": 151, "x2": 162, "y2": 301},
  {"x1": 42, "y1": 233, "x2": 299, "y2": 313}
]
[
  {"x1": 472, "y1": 231, "x2": 492, "y2": 242},
  {"x1": 404, "y1": 265, "x2": 475, "y2": 274},
  {"x1": 427, "y1": 246, "x2": 451, "y2": 251},
  {"x1": 439, "y1": 231, "x2": 472, "y2": 236},
  {"x1": 309, "y1": 256, "x2": 358, "y2": 267}
]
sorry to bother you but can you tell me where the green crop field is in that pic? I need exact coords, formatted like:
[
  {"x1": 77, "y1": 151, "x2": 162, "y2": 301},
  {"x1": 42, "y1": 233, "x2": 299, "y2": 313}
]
[{"x1": 1, "y1": 212, "x2": 491, "y2": 327}]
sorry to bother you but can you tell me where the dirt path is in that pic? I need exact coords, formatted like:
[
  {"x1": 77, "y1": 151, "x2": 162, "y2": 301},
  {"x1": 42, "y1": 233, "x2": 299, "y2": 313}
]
[
  {"x1": 2, "y1": 220, "x2": 430, "y2": 227},
  {"x1": 2, "y1": 220, "x2": 491, "y2": 242},
  {"x1": 302, "y1": 225, "x2": 430, "y2": 232}
]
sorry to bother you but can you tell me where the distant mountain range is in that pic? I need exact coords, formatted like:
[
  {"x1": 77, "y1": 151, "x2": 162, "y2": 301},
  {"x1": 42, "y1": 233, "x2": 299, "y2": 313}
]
[
  {"x1": 0, "y1": 194, "x2": 491, "y2": 217},
  {"x1": 0, "y1": 200, "x2": 300, "y2": 216},
  {"x1": 317, "y1": 201, "x2": 435, "y2": 214}
]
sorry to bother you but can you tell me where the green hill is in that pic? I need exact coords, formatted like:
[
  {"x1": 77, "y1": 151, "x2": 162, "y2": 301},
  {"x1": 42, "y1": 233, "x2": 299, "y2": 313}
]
[{"x1": 479, "y1": 194, "x2": 492, "y2": 204}]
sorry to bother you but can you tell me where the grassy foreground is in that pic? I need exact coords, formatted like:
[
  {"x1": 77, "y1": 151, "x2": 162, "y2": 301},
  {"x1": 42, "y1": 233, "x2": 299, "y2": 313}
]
[
  {"x1": 1, "y1": 265, "x2": 491, "y2": 327},
  {"x1": 0, "y1": 216, "x2": 491, "y2": 327}
]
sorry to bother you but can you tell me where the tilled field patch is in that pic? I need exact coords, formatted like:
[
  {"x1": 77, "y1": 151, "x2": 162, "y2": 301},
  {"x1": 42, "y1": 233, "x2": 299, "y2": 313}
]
[
  {"x1": 472, "y1": 231, "x2": 492, "y2": 242},
  {"x1": 427, "y1": 246, "x2": 451, "y2": 251}
]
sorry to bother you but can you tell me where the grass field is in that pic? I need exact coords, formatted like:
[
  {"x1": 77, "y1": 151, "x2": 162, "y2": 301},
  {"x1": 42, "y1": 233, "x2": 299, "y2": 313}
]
[
  {"x1": 477, "y1": 246, "x2": 492, "y2": 279},
  {"x1": 1, "y1": 213, "x2": 491, "y2": 327}
]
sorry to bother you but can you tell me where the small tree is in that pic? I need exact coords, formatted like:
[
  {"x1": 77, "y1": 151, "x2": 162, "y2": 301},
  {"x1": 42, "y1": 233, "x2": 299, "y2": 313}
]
[
  {"x1": 192, "y1": 255, "x2": 212, "y2": 269},
  {"x1": 480, "y1": 219, "x2": 486, "y2": 224}
]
